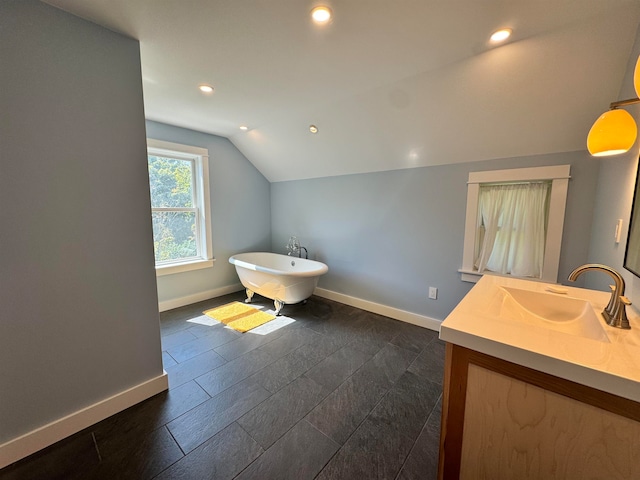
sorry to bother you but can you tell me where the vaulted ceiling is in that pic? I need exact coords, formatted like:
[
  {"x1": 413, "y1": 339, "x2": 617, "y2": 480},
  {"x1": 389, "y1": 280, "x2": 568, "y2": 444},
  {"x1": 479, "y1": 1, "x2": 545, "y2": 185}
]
[{"x1": 46, "y1": 0, "x2": 640, "y2": 182}]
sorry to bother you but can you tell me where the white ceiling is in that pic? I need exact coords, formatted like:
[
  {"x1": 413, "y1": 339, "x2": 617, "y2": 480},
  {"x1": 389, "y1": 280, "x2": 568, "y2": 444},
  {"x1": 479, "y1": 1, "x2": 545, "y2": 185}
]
[{"x1": 46, "y1": 0, "x2": 640, "y2": 182}]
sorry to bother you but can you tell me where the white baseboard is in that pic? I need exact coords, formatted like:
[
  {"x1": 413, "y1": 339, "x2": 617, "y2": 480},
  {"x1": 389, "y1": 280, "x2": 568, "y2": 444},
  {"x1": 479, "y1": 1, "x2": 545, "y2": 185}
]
[
  {"x1": 0, "y1": 373, "x2": 168, "y2": 469},
  {"x1": 314, "y1": 288, "x2": 442, "y2": 332},
  {"x1": 158, "y1": 283, "x2": 244, "y2": 312}
]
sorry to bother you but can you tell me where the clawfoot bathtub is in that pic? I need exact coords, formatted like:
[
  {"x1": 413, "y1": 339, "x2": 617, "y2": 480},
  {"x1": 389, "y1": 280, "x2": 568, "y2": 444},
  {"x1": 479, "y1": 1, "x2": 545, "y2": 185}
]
[{"x1": 229, "y1": 252, "x2": 328, "y2": 315}]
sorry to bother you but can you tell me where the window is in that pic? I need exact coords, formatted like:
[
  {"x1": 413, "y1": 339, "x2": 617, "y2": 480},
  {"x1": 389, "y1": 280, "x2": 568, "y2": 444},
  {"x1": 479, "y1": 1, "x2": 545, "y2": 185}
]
[
  {"x1": 475, "y1": 181, "x2": 551, "y2": 278},
  {"x1": 147, "y1": 139, "x2": 213, "y2": 275},
  {"x1": 460, "y1": 165, "x2": 570, "y2": 283}
]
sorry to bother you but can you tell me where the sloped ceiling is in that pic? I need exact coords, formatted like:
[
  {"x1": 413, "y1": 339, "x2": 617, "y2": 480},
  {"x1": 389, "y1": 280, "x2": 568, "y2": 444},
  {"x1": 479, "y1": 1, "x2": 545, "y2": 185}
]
[{"x1": 45, "y1": 0, "x2": 640, "y2": 182}]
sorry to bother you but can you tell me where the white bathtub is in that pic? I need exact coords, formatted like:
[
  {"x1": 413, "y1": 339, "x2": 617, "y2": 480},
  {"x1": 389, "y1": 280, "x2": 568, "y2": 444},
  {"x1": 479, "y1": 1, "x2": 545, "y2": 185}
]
[{"x1": 229, "y1": 252, "x2": 328, "y2": 315}]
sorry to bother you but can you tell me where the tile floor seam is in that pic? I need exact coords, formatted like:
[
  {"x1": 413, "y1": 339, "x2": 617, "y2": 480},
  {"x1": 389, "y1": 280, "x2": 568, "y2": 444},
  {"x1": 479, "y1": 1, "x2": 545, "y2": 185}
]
[
  {"x1": 165, "y1": 383, "x2": 272, "y2": 455},
  {"x1": 213, "y1": 324, "x2": 306, "y2": 362},
  {"x1": 164, "y1": 423, "x2": 187, "y2": 457},
  {"x1": 228, "y1": 422, "x2": 264, "y2": 480},
  {"x1": 188, "y1": 328, "x2": 239, "y2": 343},
  {"x1": 168, "y1": 328, "x2": 249, "y2": 363},
  {"x1": 362, "y1": 341, "x2": 418, "y2": 370},
  {"x1": 322, "y1": 374, "x2": 440, "y2": 479},
  {"x1": 309, "y1": 366, "x2": 403, "y2": 448},
  {"x1": 233, "y1": 390, "x2": 280, "y2": 447},
  {"x1": 393, "y1": 392, "x2": 444, "y2": 480},
  {"x1": 237, "y1": 374, "x2": 336, "y2": 452},
  {"x1": 164, "y1": 356, "x2": 230, "y2": 391},
  {"x1": 253, "y1": 327, "x2": 318, "y2": 359},
  {"x1": 301, "y1": 340, "x2": 417, "y2": 444},
  {"x1": 161, "y1": 330, "x2": 198, "y2": 348},
  {"x1": 299, "y1": 419, "x2": 344, "y2": 480},
  {"x1": 277, "y1": 336, "x2": 331, "y2": 375},
  {"x1": 421, "y1": 335, "x2": 440, "y2": 352},
  {"x1": 148, "y1": 426, "x2": 187, "y2": 479},
  {"x1": 234, "y1": 420, "x2": 263, "y2": 450},
  {"x1": 163, "y1": 406, "x2": 213, "y2": 435},
  {"x1": 253, "y1": 334, "x2": 345, "y2": 395},
  {"x1": 191, "y1": 349, "x2": 279, "y2": 398},
  {"x1": 164, "y1": 351, "x2": 179, "y2": 365},
  {"x1": 90, "y1": 431, "x2": 102, "y2": 463}
]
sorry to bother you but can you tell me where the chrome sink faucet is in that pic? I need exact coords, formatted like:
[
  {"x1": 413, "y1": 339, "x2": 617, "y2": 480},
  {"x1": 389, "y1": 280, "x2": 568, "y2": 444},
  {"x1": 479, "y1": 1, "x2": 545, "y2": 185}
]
[{"x1": 568, "y1": 264, "x2": 631, "y2": 329}]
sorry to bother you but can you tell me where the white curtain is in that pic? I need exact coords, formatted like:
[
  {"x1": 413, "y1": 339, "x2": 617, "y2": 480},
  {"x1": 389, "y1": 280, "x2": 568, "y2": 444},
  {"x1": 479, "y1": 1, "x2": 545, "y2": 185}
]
[{"x1": 474, "y1": 182, "x2": 550, "y2": 278}]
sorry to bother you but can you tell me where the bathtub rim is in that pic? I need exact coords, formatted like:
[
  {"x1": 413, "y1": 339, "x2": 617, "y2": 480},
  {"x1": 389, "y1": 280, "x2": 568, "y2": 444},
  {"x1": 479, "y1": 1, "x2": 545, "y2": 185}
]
[{"x1": 229, "y1": 252, "x2": 328, "y2": 278}]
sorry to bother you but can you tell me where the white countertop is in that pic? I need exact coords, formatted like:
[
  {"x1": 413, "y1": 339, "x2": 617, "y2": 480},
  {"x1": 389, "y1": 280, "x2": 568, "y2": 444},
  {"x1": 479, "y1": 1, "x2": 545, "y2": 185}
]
[{"x1": 439, "y1": 274, "x2": 640, "y2": 402}]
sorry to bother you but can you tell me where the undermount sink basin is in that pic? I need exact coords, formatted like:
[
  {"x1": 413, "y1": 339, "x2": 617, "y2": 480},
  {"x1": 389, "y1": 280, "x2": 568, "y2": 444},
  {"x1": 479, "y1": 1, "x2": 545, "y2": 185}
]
[{"x1": 499, "y1": 286, "x2": 610, "y2": 343}]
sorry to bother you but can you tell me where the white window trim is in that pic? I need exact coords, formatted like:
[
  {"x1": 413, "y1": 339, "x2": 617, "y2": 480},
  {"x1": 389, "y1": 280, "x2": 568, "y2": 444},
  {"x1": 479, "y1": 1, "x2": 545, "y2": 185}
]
[
  {"x1": 459, "y1": 165, "x2": 571, "y2": 283},
  {"x1": 147, "y1": 139, "x2": 214, "y2": 276}
]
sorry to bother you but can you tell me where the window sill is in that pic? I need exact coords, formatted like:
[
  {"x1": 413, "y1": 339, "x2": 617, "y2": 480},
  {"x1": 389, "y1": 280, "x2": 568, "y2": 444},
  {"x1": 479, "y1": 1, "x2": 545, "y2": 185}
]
[
  {"x1": 458, "y1": 268, "x2": 550, "y2": 284},
  {"x1": 156, "y1": 258, "x2": 215, "y2": 277},
  {"x1": 458, "y1": 269, "x2": 483, "y2": 283}
]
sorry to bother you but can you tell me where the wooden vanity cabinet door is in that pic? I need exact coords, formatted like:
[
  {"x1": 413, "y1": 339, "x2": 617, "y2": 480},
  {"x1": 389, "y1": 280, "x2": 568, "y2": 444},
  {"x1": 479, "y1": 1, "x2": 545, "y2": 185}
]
[{"x1": 438, "y1": 343, "x2": 640, "y2": 480}]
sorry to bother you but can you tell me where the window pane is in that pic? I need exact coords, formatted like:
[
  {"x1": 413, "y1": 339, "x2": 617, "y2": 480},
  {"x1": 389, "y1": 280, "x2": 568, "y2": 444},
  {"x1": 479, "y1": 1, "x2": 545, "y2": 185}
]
[
  {"x1": 148, "y1": 155, "x2": 194, "y2": 208},
  {"x1": 474, "y1": 181, "x2": 550, "y2": 278},
  {"x1": 152, "y1": 211, "x2": 197, "y2": 262}
]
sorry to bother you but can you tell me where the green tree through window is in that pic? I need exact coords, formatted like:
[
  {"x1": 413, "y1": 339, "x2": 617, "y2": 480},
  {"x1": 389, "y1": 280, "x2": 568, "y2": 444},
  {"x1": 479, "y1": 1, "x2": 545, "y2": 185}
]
[{"x1": 148, "y1": 155, "x2": 198, "y2": 263}]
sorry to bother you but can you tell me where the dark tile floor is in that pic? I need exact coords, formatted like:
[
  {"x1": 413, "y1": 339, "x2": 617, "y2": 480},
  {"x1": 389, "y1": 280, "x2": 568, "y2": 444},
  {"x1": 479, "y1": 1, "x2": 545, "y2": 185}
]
[{"x1": 0, "y1": 293, "x2": 444, "y2": 480}]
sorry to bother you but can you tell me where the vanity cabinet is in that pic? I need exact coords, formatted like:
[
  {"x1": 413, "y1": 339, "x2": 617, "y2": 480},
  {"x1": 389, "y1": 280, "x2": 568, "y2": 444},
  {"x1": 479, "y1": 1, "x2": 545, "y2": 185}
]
[{"x1": 438, "y1": 343, "x2": 640, "y2": 479}]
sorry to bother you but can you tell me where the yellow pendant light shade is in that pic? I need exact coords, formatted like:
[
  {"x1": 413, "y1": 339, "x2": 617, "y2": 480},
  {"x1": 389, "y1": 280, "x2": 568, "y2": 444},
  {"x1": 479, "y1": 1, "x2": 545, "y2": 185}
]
[
  {"x1": 587, "y1": 109, "x2": 637, "y2": 156},
  {"x1": 635, "y1": 55, "x2": 640, "y2": 98}
]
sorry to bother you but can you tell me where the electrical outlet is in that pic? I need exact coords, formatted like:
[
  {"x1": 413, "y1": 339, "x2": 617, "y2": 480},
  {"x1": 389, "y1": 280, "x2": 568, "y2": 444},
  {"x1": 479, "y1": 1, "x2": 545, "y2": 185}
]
[{"x1": 428, "y1": 287, "x2": 438, "y2": 300}]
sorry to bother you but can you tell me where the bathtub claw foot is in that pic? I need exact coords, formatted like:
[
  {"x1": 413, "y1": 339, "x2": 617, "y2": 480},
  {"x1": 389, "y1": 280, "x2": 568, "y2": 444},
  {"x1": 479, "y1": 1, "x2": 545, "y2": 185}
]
[
  {"x1": 245, "y1": 289, "x2": 254, "y2": 304},
  {"x1": 274, "y1": 299, "x2": 285, "y2": 316}
]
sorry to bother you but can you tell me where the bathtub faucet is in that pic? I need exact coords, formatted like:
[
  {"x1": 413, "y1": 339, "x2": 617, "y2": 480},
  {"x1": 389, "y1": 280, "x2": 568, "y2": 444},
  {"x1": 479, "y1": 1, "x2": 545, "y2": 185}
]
[
  {"x1": 286, "y1": 236, "x2": 308, "y2": 258},
  {"x1": 286, "y1": 236, "x2": 299, "y2": 256}
]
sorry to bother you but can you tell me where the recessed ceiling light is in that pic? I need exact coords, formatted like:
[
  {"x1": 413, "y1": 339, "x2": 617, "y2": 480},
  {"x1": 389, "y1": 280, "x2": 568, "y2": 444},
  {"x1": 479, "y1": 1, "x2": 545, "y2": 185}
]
[
  {"x1": 490, "y1": 28, "x2": 512, "y2": 43},
  {"x1": 239, "y1": 125, "x2": 248, "y2": 131},
  {"x1": 311, "y1": 6, "x2": 332, "y2": 24},
  {"x1": 198, "y1": 84, "x2": 214, "y2": 93},
  {"x1": 309, "y1": 125, "x2": 319, "y2": 134}
]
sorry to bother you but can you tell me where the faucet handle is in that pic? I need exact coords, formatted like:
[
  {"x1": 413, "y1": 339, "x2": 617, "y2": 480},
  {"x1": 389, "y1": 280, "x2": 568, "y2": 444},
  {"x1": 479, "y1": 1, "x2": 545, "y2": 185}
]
[
  {"x1": 605, "y1": 285, "x2": 617, "y2": 316},
  {"x1": 621, "y1": 296, "x2": 632, "y2": 306}
]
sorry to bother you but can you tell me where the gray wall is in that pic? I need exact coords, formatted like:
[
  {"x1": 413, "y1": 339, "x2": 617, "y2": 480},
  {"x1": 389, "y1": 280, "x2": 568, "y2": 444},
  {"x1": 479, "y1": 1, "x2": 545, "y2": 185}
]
[
  {"x1": 0, "y1": 1, "x2": 162, "y2": 443},
  {"x1": 271, "y1": 152, "x2": 600, "y2": 321},
  {"x1": 586, "y1": 154, "x2": 638, "y2": 292},
  {"x1": 586, "y1": 22, "x2": 640, "y2": 302},
  {"x1": 145, "y1": 121, "x2": 271, "y2": 305}
]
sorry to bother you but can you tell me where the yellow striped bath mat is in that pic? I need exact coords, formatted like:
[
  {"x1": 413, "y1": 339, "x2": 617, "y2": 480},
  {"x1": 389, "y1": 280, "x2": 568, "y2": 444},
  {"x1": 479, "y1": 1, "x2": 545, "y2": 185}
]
[{"x1": 203, "y1": 302, "x2": 276, "y2": 333}]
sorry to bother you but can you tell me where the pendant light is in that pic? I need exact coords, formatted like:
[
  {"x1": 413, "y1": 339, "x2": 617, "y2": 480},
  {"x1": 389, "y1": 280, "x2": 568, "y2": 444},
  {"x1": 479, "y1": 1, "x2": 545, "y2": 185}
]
[
  {"x1": 587, "y1": 108, "x2": 637, "y2": 156},
  {"x1": 635, "y1": 55, "x2": 640, "y2": 98},
  {"x1": 586, "y1": 55, "x2": 640, "y2": 156}
]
